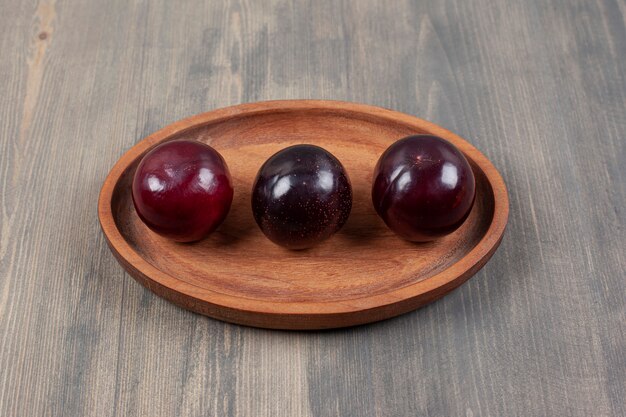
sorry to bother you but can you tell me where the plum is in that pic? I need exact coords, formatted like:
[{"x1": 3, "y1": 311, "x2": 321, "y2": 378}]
[
  {"x1": 131, "y1": 140, "x2": 233, "y2": 242},
  {"x1": 372, "y1": 135, "x2": 475, "y2": 241},
  {"x1": 252, "y1": 145, "x2": 352, "y2": 249}
]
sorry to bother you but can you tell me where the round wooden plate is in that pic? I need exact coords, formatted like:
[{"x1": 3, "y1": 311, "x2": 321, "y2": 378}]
[{"x1": 98, "y1": 100, "x2": 509, "y2": 329}]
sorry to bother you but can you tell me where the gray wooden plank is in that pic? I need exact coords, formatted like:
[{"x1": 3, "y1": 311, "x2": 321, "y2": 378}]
[{"x1": 0, "y1": 0, "x2": 624, "y2": 416}]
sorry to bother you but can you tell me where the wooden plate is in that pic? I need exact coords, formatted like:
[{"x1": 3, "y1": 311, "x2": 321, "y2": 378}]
[{"x1": 98, "y1": 100, "x2": 509, "y2": 329}]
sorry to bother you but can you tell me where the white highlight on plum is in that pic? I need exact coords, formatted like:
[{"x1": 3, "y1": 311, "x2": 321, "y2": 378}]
[
  {"x1": 441, "y1": 162, "x2": 458, "y2": 189},
  {"x1": 273, "y1": 176, "x2": 292, "y2": 199},
  {"x1": 147, "y1": 176, "x2": 164, "y2": 192},
  {"x1": 396, "y1": 171, "x2": 412, "y2": 191},
  {"x1": 317, "y1": 171, "x2": 334, "y2": 193},
  {"x1": 198, "y1": 167, "x2": 215, "y2": 191},
  {"x1": 389, "y1": 166, "x2": 404, "y2": 184}
]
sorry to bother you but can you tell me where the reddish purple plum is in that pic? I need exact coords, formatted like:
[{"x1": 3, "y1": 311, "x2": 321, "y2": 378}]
[
  {"x1": 252, "y1": 145, "x2": 352, "y2": 250},
  {"x1": 131, "y1": 140, "x2": 233, "y2": 242},
  {"x1": 372, "y1": 135, "x2": 475, "y2": 242}
]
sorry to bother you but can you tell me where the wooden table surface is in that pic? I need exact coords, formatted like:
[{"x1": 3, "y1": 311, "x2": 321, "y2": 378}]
[{"x1": 1, "y1": 0, "x2": 624, "y2": 415}]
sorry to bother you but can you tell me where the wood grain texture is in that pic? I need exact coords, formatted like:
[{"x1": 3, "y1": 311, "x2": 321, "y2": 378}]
[
  {"x1": 98, "y1": 100, "x2": 508, "y2": 329},
  {"x1": 0, "y1": 0, "x2": 624, "y2": 415}
]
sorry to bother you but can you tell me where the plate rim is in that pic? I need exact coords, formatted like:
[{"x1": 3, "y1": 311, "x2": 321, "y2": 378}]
[{"x1": 98, "y1": 99, "x2": 509, "y2": 328}]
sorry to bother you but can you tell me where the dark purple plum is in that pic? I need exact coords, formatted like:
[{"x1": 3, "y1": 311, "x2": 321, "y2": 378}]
[
  {"x1": 252, "y1": 145, "x2": 352, "y2": 250},
  {"x1": 372, "y1": 135, "x2": 475, "y2": 242},
  {"x1": 132, "y1": 140, "x2": 233, "y2": 242}
]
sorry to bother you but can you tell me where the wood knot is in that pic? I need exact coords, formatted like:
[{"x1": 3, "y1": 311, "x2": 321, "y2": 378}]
[{"x1": 38, "y1": 32, "x2": 48, "y2": 40}]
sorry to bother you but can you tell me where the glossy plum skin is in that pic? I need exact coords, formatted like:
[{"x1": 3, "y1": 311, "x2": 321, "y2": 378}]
[
  {"x1": 132, "y1": 140, "x2": 233, "y2": 242},
  {"x1": 252, "y1": 145, "x2": 352, "y2": 250},
  {"x1": 372, "y1": 135, "x2": 476, "y2": 242}
]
